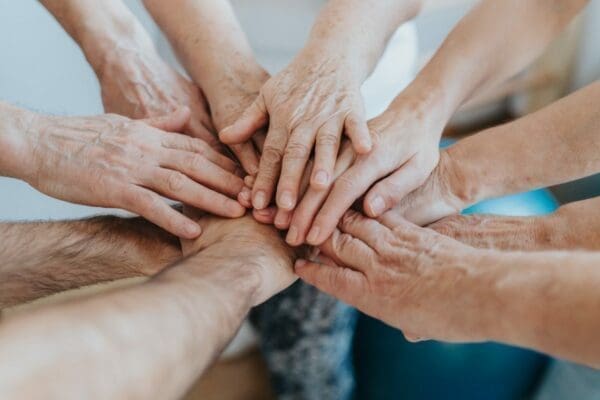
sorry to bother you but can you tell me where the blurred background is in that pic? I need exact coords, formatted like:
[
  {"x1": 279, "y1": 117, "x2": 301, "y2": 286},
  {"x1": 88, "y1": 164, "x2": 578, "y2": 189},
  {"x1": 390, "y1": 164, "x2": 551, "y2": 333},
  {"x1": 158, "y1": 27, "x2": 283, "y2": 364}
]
[{"x1": 0, "y1": 1, "x2": 599, "y2": 399}]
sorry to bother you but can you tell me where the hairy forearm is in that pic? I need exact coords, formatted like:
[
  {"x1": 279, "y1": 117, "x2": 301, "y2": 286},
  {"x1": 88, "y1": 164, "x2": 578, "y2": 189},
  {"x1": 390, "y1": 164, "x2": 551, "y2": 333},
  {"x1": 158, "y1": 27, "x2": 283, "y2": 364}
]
[
  {"x1": 451, "y1": 82, "x2": 600, "y2": 204},
  {"x1": 0, "y1": 251, "x2": 257, "y2": 399},
  {"x1": 476, "y1": 250, "x2": 600, "y2": 368},
  {"x1": 40, "y1": 0, "x2": 155, "y2": 75},
  {"x1": 0, "y1": 216, "x2": 180, "y2": 308},
  {"x1": 400, "y1": 0, "x2": 587, "y2": 120},
  {"x1": 143, "y1": 0, "x2": 266, "y2": 106},
  {"x1": 304, "y1": 0, "x2": 421, "y2": 80}
]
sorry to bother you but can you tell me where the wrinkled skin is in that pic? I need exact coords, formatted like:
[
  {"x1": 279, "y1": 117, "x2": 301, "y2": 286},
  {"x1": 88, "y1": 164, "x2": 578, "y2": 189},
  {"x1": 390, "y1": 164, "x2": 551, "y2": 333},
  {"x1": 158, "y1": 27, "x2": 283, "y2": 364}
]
[
  {"x1": 430, "y1": 196, "x2": 600, "y2": 252},
  {"x1": 98, "y1": 47, "x2": 217, "y2": 146},
  {"x1": 181, "y1": 210, "x2": 299, "y2": 306},
  {"x1": 220, "y1": 54, "x2": 372, "y2": 213},
  {"x1": 295, "y1": 210, "x2": 490, "y2": 343},
  {"x1": 22, "y1": 109, "x2": 245, "y2": 238},
  {"x1": 304, "y1": 92, "x2": 445, "y2": 245}
]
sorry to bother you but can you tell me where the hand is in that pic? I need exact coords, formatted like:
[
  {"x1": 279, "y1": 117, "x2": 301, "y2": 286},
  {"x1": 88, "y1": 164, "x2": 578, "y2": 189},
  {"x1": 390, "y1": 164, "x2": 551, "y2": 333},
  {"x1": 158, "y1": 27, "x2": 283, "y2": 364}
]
[
  {"x1": 220, "y1": 52, "x2": 373, "y2": 212},
  {"x1": 208, "y1": 68, "x2": 271, "y2": 175},
  {"x1": 98, "y1": 46, "x2": 217, "y2": 146},
  {"x1": 295, "y1": 210, "x2": 489, "y2": 343},
  {"x1": 378, "y1": 148, "x2": 473, "y2": 227},
  {"x1": 21, "y1": 109, "x2": 245, "y2": 238},
  {"x1": 181, "y1": 208, "x2": 299, "y2": 306},
  {"x1": 430, "y1": 197, "x2": 600, "y2": 251},
  {"x1": 304, "y1": 91, "x2": 445, "y2": 245}
]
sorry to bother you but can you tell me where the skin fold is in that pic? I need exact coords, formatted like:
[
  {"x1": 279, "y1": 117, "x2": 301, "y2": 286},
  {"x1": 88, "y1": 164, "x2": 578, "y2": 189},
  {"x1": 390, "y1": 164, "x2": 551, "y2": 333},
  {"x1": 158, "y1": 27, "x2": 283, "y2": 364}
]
[
  {"x1": 0, "y1": 214, "x2": 297, "y2": 400},
  {"x1": 295, "y1": 210, "x2": 600, "y2": 369},
  {"x1": 0, "y1": 103, "x2": 245, "y2": 238}
]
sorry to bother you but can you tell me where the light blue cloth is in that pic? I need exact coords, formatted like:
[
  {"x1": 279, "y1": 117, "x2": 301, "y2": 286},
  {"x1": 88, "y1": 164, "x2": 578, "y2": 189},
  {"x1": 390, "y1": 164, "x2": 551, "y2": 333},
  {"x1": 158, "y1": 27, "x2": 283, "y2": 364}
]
[{"x1": 534, "y1": 360, "x2": 600, "y2": 400}]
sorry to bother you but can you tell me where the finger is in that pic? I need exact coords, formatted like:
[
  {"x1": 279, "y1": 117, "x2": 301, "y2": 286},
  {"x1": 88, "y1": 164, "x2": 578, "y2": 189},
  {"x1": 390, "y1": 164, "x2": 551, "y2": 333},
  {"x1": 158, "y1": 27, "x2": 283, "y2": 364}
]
[
  {"x1": 287, "y1": 143, "x2": 356, "y2": 246},
  {"x1": 319, "y1": 229, "x2": 373, "y2": 272},
  {"x1": 186, "y1": 113, "x2": 218, "y2": 146},
  {"x1": 219, "y1": 96, "x2": 268, "y2": 144},
  {"x1": 118, "y1": 186, "x2": 201, "y2": 239},
  {"x1": 344, "y1": 107, "x2": 371, "y2": 154},
  {"x1": 230, "y1": 142, "x2": 260, "y2": 175},
  {"x1": 145, "y1": 168, "x2": 245, "y2": 218},
  {"x1": 295, "y1": 258, "x2": 366, "y2": 305},
  {"x1": 364, "y1": 157, "x2": 427, "y2": 218},
  {"x1": 337, "y1": 210, "x2": 388, "y2": 249},
  {"x1": 252, "y1": 126, "x2": 288, "y2": 210},
  {"x1": 277, "y1": 126, "x2": 316, "y2": 210},
  {"x1": 162, "y1": 134, "x2": 238, "y2": 173},
  {"x1": 238, "y1": 186, "x2": 252, "y2": 208},
  {"x1": 274, "y1": 209, "x2": 292, "y2": 230},
  {"x1": 145, "y1": 107, "x2": 191, "y2": 132},
  {"x1": 311, "y1": 118, "x2": 342, "y2": 189},
  {"x1": 306, "y1": 160, "x2": 381, "y2": 245},
  {"x1": 252, "y1": 207, "x2": 277, "y2": 225},
  {"x1": 159, "y1": 149, "x2": 244, "y2": 198}
]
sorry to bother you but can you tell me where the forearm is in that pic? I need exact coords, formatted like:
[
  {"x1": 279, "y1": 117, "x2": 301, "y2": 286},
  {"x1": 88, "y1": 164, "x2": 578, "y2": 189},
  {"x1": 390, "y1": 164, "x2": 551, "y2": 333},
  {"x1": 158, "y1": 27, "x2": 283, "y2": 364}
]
[
  {"x1": 0, "y1": 252, "x2": 257, "y2": 399},
  {"x1": 0, "y1": 102, "x2": 36, "y2": 180},
  {"x1": 40, "y1": 0, "x2": 155, "y2": 76},
  {"x1": 476, "y1": 250, "x2": 600, "y2": 368},
  {"x1": 451, "y1": 82, "x2": 600, "y2": 203},
  {"x1": 303, "y1": 0, "x2": 421, "y2": 80},
  {"x1": 399, "y1": 0, "x2": 587, "y2": 121},
  {"x1": 143, "y1": 0, "x2": 266, "y2": 107},
  {"x1": 0, "y1": 216, "x2": 180, "y2": 308}
]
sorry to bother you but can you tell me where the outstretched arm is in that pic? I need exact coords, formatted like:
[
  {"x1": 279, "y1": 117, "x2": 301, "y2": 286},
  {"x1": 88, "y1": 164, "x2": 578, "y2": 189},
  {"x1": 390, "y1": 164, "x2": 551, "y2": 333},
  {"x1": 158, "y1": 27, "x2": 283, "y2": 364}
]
[
  {"x1": 0, "y1": 215, "x2": 296, "y2": 399},
  {"x1": 302, "y1": 0, "x2": 589, "y2": 246},
  {"x1": 0, "y1": 215, "x2": 180, "y2": 308},
  {"x1": 296, "y1": 211, "x2": 600, "y2": 369},
  {"x1": 39, "y1": 0, "x2": 216, "y2": 144},
  {"x1": 388, "y1": 81, "x2": 600, "y2": 226}
]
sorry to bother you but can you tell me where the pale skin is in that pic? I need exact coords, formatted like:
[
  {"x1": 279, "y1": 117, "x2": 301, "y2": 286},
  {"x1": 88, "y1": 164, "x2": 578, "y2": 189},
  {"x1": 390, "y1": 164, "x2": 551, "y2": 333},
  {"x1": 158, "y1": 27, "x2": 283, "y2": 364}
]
[
  {"x1": 219, "y1": 0, "x2": 423, "y2": 212},
  {"x1": 0, "y1": 214, "x2": 297, "y2": 400},
  {"x1": 296, "y1": 210, "x2": 600, "y2": 369},
  {"x1": 0, "y1": 102, "x2": 245, "y2": 238},
  {"x1": 299, "y1": 0, "x2": 589, "y2": 246},
  {"x1": 385, "y1": 81, "x2": 600, "y2": 227}
]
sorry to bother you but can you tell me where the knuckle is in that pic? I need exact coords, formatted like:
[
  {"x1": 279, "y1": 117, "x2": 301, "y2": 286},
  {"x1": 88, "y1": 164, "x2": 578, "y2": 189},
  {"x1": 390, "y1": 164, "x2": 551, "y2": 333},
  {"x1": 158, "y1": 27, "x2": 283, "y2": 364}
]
[
  {"x1": 316, "y1": 131, "x2": 339, "y2": 148},
  {"x1": 284, "y1": 141, "x2": 311, "y2": 160},
  {"x1": 262, "y1": 146, "x2": 284, "y2": 166},
  {"x1": 186, "y1": 154, "x2": 205, "y2": 171},
  {"x1": 166, "y1": 171, "x2": 186, "y2": 192}
]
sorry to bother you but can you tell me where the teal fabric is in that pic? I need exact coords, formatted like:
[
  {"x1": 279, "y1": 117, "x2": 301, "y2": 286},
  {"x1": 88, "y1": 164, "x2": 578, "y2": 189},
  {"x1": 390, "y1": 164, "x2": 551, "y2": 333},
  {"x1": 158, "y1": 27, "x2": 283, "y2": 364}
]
[{"x1": 354, "y1": 188, "x2": 559, "y2": 400}]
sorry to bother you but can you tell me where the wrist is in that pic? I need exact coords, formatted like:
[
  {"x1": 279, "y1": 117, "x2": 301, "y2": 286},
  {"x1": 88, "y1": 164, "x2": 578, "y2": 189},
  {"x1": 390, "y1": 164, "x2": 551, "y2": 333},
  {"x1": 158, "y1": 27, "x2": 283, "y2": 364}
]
[{"x1": 0, "y1": 103, "x2": 39, "y2": 180}]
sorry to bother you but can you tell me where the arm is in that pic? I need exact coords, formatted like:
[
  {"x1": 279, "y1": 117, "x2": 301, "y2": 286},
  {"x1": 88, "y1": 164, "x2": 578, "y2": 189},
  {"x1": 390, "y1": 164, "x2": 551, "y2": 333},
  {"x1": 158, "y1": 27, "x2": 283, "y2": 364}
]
[
  {"x1": 39, "y1": 0, "x2": 216, "y2": 144},
  {"x1": 389, "y1": 81, "x2": 600, "y2": 226},
  {"x1": 296, "y1": 210, "x2": 600, "y2": 368},
  {"x1": 0, "y1": 101, "x2": 245, "y2": 238},
  {"x1": 220, "y1": 0, "x2": 422, "y2": 211},
  {"x1": 0, "y1": 216, "x2": 180, "y2": 308},
  {"x1": 142, "y1": 0, "x2": 268, "y2": 173},
  {"x1": 429, "y1": 196, "x2": 600, "y2": 251},
  {"x1": 303, "y1": 0, "x2": 588, "y2": 245},
  {"x1": 0, "y1": 215, "x2": 297, "y2": 399}
]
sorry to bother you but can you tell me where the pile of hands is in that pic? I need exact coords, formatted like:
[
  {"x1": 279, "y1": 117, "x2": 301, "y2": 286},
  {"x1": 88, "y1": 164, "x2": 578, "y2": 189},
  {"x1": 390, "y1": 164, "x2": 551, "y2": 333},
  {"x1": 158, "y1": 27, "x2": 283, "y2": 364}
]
[{"x1": 11, "y1": 37, "x2": 583, "y2": 345}]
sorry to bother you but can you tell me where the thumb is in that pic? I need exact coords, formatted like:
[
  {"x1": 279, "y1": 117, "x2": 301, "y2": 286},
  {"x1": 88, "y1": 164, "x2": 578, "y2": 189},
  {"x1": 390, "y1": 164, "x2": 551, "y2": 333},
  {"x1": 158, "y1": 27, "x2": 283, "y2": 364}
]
[
  {"x1": 219, "y1": 96, "x2": 268, "y2": 144},
  {"x1": 145, "y1": 107, "x2": 191, "y2": 132}
]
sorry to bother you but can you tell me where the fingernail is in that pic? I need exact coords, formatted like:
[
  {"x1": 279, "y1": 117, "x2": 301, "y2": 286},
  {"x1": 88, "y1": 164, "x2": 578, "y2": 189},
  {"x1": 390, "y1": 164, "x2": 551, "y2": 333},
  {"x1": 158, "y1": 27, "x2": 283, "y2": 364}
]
[
  {"x1": 255, "y1": 208, "x2": 273, "y2": 217},
  {"x1": 278, "y1": 190, "x2": 294, "y2": 210},
  {"x1": 286, "y1": 225, "x2": 299, "y2": 244},
  {"x1": 369, "y1": 195, "x2": 386, "y2": 216},
  {"x1": 186, "y1": 223, "x2": 201, "y2": 237},
  {"x1": 239, "y1": 187, "x2": 251, "y2": 203},
  {"x1": 295, "y1": 259, "x2": 307, "y2": 269},
  {"x1": 307, "y1": 226, "x2": 321, "y2": 244},
  {"x1": 313, "y1": 170, "x2": 329, "y2": 187},
  {"x1": 253, "y1": 190, "x2": 268, "y2": 209}
]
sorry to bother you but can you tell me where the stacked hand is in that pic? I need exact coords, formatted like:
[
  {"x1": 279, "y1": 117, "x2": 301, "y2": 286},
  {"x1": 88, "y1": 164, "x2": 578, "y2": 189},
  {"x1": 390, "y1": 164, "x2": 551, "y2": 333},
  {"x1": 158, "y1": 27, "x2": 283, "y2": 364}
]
[{"x1": 16, "y1": 108, "x2": 244, "y2": 238}]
